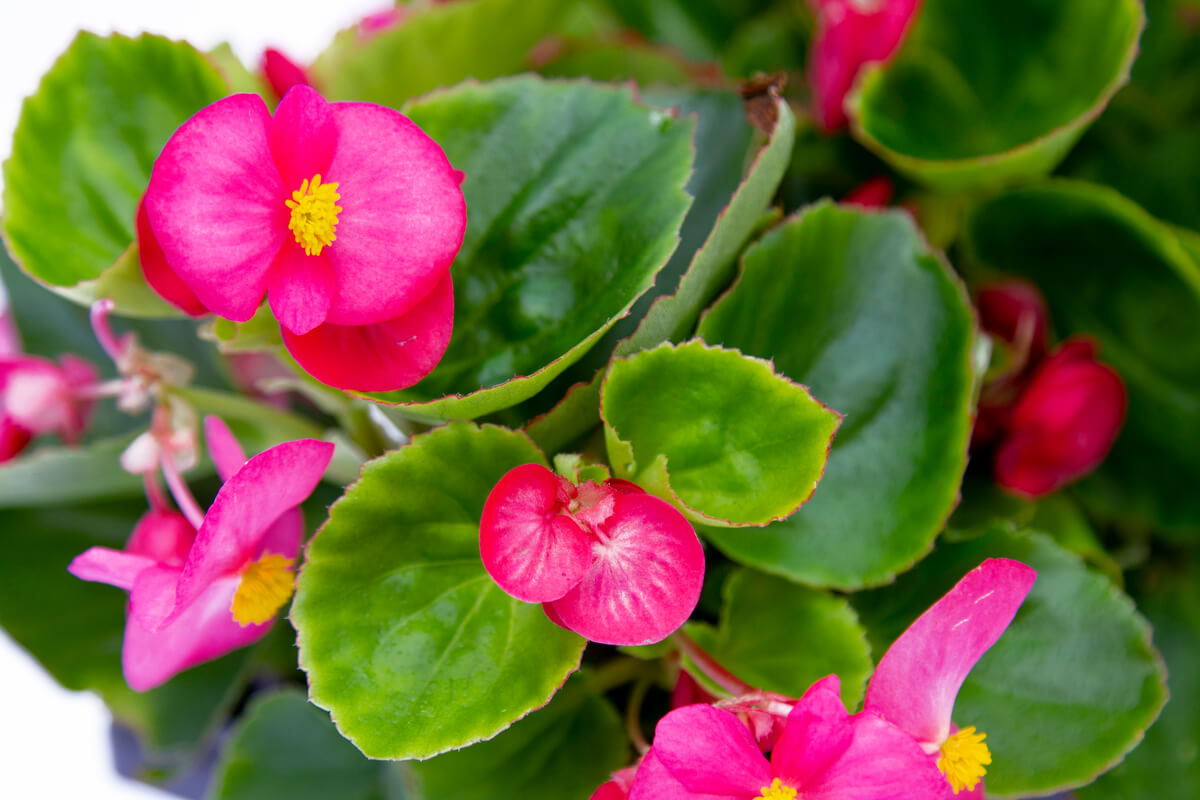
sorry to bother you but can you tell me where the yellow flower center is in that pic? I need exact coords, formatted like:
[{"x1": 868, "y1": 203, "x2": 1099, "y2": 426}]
[
  {"x1": 759, "y1": 778, "x2": 798, "y2": 799},
  {"x1": 937, "y1": 726, "x2": 992, "y2": 794},
  {"x1": 285, "y1": 174, "x2": 342, "y2": 256},
  {"x1": 231, "y1": 553, "x2": 296, "y2": 626}
]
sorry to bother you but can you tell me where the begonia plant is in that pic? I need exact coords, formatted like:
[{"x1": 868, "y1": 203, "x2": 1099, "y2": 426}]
[{"x1": 0, "y1": 1, "x2": 1191, "y2": 798}]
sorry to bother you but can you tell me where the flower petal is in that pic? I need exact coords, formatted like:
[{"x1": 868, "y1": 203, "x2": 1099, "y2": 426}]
[
  {"x1": 865, "y1": 558, "x2": 1037, "y2": 745},
  {"x1": 0, "y1": 418, "x2": 32, "y2": 463},
  {"x1": 129, "y1": 563, "x2": 183, "y2": 630},
  {"x1": 125, "y1": 509, "x2": 196, "y2": 567},
  {"x1": 261, "y1": 48, "x2": 312, "y2": 101},
  {"x1": 255, "y1": 507, "x2": 305, "y2": 560},
  {"x1": 144, "y1": 93, "x2": 286, "y2": 322},
  {"x1": 549, "y1": 494, "x2": 703, "y2": 645},
  {"x1": 280, "y1": 271, "x2": 454, "y2": 392},
  {"x1": 68, "y1": 547, "x2": 155, "y2": 591},
  {"x1": 627, "y1": 749, "x2": 740, "y2": 800},
  {"x1": 172, "y1": 438, "x2": 334, "y2": 615},
  {"x1": 269, "y1": 84, "x2": 337, "y2": 191},
  {"x1": 267, "y1": 240, "x2": 335, "y2": 335},
  {"x1": 203, "y1": 416, "x2": 248, "y2": 483},
  {"x1": 480, "y1": 463, "x2": 594, "y2": 603},
  {"x1": 771, "y1": 674, "x2": 853, "y2": 787},
  {"x1": 136, "y1": 199, "x2": 207, "y2": 316},
  {"x1": 322, "y1": 102, "x2": 466, "y2": 326},
  {"x1": 651, "y1": 705, "x2": 771, "y2": 796}
]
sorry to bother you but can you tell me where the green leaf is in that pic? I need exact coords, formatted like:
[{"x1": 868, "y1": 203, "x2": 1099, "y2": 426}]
[
  {"x1": 51, "y1": 245, "x2": 180, "y2": 318},
  {"x1": 0, "y1": 435, "x2": 143, "y2": 507},
  {"x1": 1079, "y1": 555, "x2": 1200, "y2": 800},
  {"x1": 292, "y1": 422, "x2": 585, "y2": 759},
  {"x1": 848, "y1": 0, "x2": 1144, "y2": 189},
  {"x1": 210, "y1": 690, "x2": 387, "y2": 800},
  {"x1": 538, "y1": 35, "x2": 707, "y2": 85},
  {"x1": 684, "y1": 569, "x2": 872, "y2": 707},
  {"x1": 1, "y1": 33, "x2": 229, "y2": 311},
  {"x1": 0, "y1": 502, "x2": 252, "y2": 759},
  {"x1": 312, "y1": 0, "x2": 566, "y2": 107},
  {"x1": 853, "y1": 527, "x2": 1167, "y2": 796},
  {"x1": 601, "y1": 341, "x2": 840, "y2": 526},
  {"x1": 964, "y1": 180, "x2": 1200, "y2": 540},
  {"x1": 354, "y1": 77, "x2": 694, "y2": 422},
  {"x1": 406, "y1": 676, "x2": 626, "y2": 800},
  {"x1": 697, "y1": 203, "x2": 976, "y2": 588},
  {"x1": 525, "y1": 95, "x2": 795, "y2": 455}
]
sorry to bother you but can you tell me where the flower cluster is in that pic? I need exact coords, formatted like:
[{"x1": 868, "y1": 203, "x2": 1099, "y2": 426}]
[
  {"x1": 139, "y1": 84, "x2": 466, "y2": 392},
  {"x1": 479, "y1": 463, "x2": 704, "y2": 645}
]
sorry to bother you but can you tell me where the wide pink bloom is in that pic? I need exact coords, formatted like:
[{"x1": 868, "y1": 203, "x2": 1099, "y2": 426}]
[
  {"x1": 479, "y1": 463, "x2": 704, "y2": 645},
  {"x1": 68, "y1": 417, "x2": 333, "y2": 690},
  {"x1": 993, "y1": 339, "x2": 1126, "y2": 498},
  {"x1": 864, "y1": 558, "x2": 1037, "y2": 796},
  {"x1": 809, "y1": 0, "x2": 922, "y2": 131},
  {"x1": 0, "y1": 352, "x2": 97, "y2": 462},
  {"x1": 141, "y1": 84, "x2": 466, "y2": 391},
  {"x1": 630, "y1": 675, "x2": 947, "y2": 800}
]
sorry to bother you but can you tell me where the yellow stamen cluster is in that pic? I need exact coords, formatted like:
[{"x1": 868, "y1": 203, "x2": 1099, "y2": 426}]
[
  {"x1": 938, "y1": 726, "x2": 992, "y2": 794},
  {"x1": 759, "y1": 778, "x2": 798, "y2": 799},
  {"x1": 231, "y1": 553, "x2": 296, "y2": 626},
  {"x1": 285, "y1": 174, "x2": 341, "y2": 256}
]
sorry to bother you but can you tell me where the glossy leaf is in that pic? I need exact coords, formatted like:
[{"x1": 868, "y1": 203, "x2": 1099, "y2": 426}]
[
  {"x1": 697, "y1": 203, "x2": 976, "y2": 588},
  {"x1": 964, "y1": 180, "x2": 1200, "y2": 539},
  {"x1": 683, "y1": 568, "x2": 872, "y2": 707},
  {"x1": 848, "y1": 0, "x2": 1144, "y2": 188},
  {"x1": 357, "y1": 77, "x2": 694, "y2": 422},
  {"x1": 0, "y1": 435, "x2": 143, "y2": 507},
  {"x1": 2, "y1": 33, "x2": 229, "y2": 311},
  {"x1": 601, "y1": 341, "x2": 840, "y2": 526},
  {"x1": 210, "y1": 690, "x2": 387, "y2": 800},
  {"x1": 312, "y1": 0, "x2": 565, "y2": 107},
  {"x1": 853, "y1": 528, "x2": 1167, "y2": 796},
  {"x1": 292, "y1": 422, "x2": 585, "y2": 759},
  {"x1": 406, "y1": 676, "x2": 626, "y2": 800}
]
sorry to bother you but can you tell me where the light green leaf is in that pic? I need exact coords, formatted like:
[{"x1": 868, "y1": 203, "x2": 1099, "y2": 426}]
[
  {"x1": 697, "y1": 203, "x2": 976, "y2": 588},
  {"x1": 2, "y1": 33, "x2": 229, "y2": 313},
  {"x1": 848, "y1": 0, "x2": 1144, "y2": 189},
  {"x1": 353, "y1": 77, "x2": 694, "y2": 422},
  {"x1": 853, "y1": 528, "x2": 1167, "y2": 796},
  {"x1": 601, "y1": 341, "x2": 840, "y2": 526},
  {"x1": 0, "y1": 436, "x2": 143, "y2": 507},
  {"x1": 292, "y1": 422, "x2": 585, "y2": 759}
]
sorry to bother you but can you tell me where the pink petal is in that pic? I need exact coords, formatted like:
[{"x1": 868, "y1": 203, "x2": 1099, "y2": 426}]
[
  {"x1": 810, "y1": 0, "x2": 922, "y2": 131},
  {"x1": 68, "y1": 547, "x2": 156, "y2": 591},
  {"x1": 842, "y1": 176, "x2": 895, "y2": 208},
  {"x1": 771, "y1": 675, "x2": 853, "y2": 787},
  {"x1": 651, "y1": 705, "x2": 770, "y2": 796},
  {"x1": 628, "y1": 749, "x2": 740, "y2": 800},
  {"x1": 128, "y1": 563, "x2": 183, "y2": 630},
  {"x1": 122, "y1": 575, "x2": 271, "y2": 691},
  {"x1": 203, "y1": 416, "x2": 248, "y2": 483},
  {"x1": 541, "y1": 601, "x2": 571, "y2": 632},
  {"x1": 136, "y1": 199, "x2": 208, "y2": 317},
  {"x1": 280, "y1": 271, "x2": 454, "y2": 392},
  {"x1": 125, "y1": 509, "x2": 196, "y2": 567},
  {"x1": 975, "y1": 280, "x2": 1049, "y2": 363},
  {"x1": 322, "y1": 102, "x2": 466, "y2": 326},
  {"x1": 0, "y1": 418, "x2": 32, "y2": 462},
  {"x1": 865, "y1": 558, "x2": 1037, "y2": 746},
  {"x1": 261, "y1": 48, "x2": 312, "y2": 103},
  {"x1": 267, "y1": 240, "x2": 335, "y2": 335},
  {"x1": 269, "y1": 85, "x2": 337, "y2": 192},
  {"x1": 255, "y1": 507, "x2": 305, "y2": 560},
  {"x1": 480, "y1": 463, "x2": 595, "y2": 603},
  {"x1": 1, "y1": 358, "x2": 77, "y2": 434},
  {"x1": 144, "y1": 93, "x2": 287, "y2": 322},
  {"x1": 172, "y1": 438, "x2": 333, "y2": 615},
  {"x1": 549, "y1": 494, "x2": 704, "y2": 645}
]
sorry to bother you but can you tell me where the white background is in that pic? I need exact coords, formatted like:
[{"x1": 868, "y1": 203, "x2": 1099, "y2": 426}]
[{"x1": 0, "y1": 2, "x2": 380, "y2": 796}]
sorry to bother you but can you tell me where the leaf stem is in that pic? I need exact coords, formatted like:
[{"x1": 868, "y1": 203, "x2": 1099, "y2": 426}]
[
  {"x1": 588, "y1": 656, "x2": 648, "y2": 693},
  {"x1": 625, "y1": 674, "x2": 652, "y2": 755},
  {"x1": 671, "y1": 630, "x2": 755, "y2": 696}
]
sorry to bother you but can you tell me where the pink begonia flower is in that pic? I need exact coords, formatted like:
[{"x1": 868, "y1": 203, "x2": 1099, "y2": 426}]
[
  {"x1": 864, "y1": 558, "x2": 1037, "y2": 796},
  {"x1": 809, "y1": 0, "x2": 922, "y2": 131},
  {"x1": 993, "y1": 339, "x2": 1126, "y2": 498},
  {"x1": 479, "y1": 463, "x2": 704, "y2": 645},
  {"x1": 590, "y1": 765, "x2": 639, "y2": 800},
  {"x1": 0, "y1": 352, "x2": 97, "y2": 463},
  {"x1": 141, "y1": 84, "x2": 466, "y2": 392},
  {"x1": 842, "y1": 175, "x2": 895, "y2": 208},
  {"x1": 260, "y1": 47, "x2": 312, "y2": 99},
  {"x1": 629, "y1": 675, "x2": 948, "y2": 800},
  {"x1": 68, "y1": 417, "x2": 333, "y2": 690}
]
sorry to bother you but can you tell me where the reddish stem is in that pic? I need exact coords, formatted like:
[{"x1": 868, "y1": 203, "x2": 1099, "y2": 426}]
[
  {"x1": 88, "y1": 299, "x2": 124, "y2": 365},
  {"x1": 143, "y1": 472, "x2": 170, "y2": 513},
  {"x1": 671, "y1": 630, "x2": 755, "y2": 697},
  {"x1": 160, "y1": 452, "x2": 206, "y2": 530}
]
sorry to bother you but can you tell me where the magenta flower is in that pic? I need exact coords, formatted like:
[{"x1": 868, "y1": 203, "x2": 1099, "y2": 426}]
[
  {"x1": 992, "y1": 339, "x2": 1126, "y2": 498},
  {"x1": 141, "y1": 84, "x2": 466, "y2": 392},
  {"x1": 260, "y1": 47, "x2": 312, "y2": 100},
  {"x1": 479, "y1": 463, "x2": 704, "y2": 645},
  {"x1": 976, "y1": 281, "x2": 1050, "y2": 368},
  {"x1": 68, "y1": 417, "x2": 333, "y2": 690},
  {"x1": 629, "y1": 675, "x2": 948, "y2": 800},
  {"x1": 0, "y1": 352, "x2": 97, "y2": 462},
  {"x1": 809, "y1": 0, "x2": 921, "y2": 131},
  {"x1": 864, "y1": 558, "x2": 1037, "y2": 796}
]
